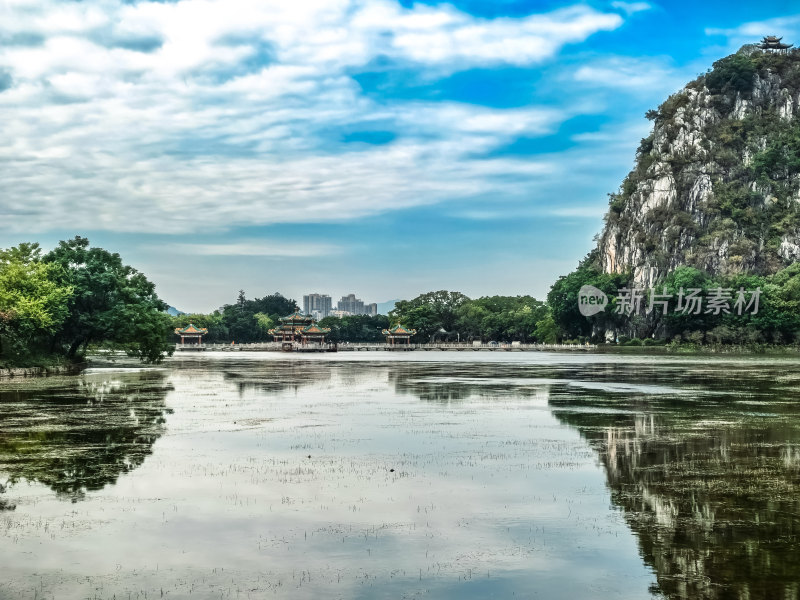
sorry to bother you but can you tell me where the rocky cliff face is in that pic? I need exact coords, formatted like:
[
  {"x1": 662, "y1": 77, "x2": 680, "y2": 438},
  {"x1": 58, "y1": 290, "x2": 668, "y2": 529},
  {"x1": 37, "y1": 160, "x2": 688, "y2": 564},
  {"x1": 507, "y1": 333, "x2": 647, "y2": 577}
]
[{"x1": 598, "y1": 45, "x2": 800, "y2": 287}]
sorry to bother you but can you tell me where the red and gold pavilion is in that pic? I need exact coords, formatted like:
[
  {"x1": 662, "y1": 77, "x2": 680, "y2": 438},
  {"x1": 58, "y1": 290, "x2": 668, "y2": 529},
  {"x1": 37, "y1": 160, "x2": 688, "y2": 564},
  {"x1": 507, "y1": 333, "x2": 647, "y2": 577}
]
[
  {"x1": 269, "y1": 312, "x2": 331, "y2": 344},
  {"x1": 382, "y1": 324, "x2": 416, "y2": 346},
  {"x1": 175, "y1": 323, "x2": 209, "y2": 345}
]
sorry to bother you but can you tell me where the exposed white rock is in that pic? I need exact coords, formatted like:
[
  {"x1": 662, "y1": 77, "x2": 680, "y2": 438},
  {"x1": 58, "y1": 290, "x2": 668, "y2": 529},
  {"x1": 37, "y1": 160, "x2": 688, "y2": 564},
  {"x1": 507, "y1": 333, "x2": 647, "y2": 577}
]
[
  {"x1": 733, "y1": 94, "x2": 750, "y2": 120},
  {"x1": 641, "y1": 175, "x2": 676, "y2": 213},
  {"x1": 597, "y1": 50, "x2": 800, "y2": 286},
  {"x1": 779, "y1": 89, "x2": 794, "y2": 120},
  {"x1": 687, "y1": 174, "x2": 712, "y2": 214},
  {"x1": 779, "y1": 237, "x2": 800, "y2": 261}
]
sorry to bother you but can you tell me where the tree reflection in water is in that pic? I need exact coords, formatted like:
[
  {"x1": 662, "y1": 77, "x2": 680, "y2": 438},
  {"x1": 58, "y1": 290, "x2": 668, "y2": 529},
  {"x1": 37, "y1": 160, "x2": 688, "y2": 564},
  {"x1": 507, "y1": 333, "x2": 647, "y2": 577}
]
[
  {"x1": 550, "y1": 366, "x2": 800, "y2": 600},
  {"x1": 0, "y1": 371, "x2": 172, "y2": 504},
  {"x1": 388, "y1": 362, "x2": 549, "y2": 403},
  {"x1": 222, "y1": 360, "x2": 332, "y2": 395}
]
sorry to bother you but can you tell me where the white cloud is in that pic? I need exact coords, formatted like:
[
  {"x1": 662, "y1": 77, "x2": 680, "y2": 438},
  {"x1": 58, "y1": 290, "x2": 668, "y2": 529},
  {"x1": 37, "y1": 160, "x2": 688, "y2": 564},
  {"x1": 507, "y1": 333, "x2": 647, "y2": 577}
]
[
  {"x1": 170, "y1": 241, "x2": 341, "y2": 257},
  {"x1": 384, "y1": 5, "x2": 622, "y2": 66},
  {"x1": 610, "y1": 2, "x2": 652, "y2": 16},
  {"x1": 706, "y1": 15, "x2": 800, "y2": 40},
  {"x1": 547, "y1": 204, "x2": 606, "y2": 218},
  {"x1": 0, "y1": 0, "x2": 626, "y2": 234},
  {"x1": 573, "y1": 56, "x2": 682, "y2": 95}
]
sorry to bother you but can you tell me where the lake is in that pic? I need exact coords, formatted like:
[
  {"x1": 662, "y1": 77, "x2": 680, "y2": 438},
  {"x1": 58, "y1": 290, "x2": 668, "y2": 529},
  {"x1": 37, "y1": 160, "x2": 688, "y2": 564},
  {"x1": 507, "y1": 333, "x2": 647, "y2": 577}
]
[{"x1": 1, "y1": 351, "x2": 799, "y2": 599}]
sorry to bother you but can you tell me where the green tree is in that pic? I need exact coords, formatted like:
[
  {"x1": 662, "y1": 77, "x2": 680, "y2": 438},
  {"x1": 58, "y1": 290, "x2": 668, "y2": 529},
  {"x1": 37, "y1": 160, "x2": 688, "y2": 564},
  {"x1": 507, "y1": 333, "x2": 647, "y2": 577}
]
[
  {"x1": 390, "y1": 291, "x2": 470, "y2": 341},
  {"x1": 455, "y1": 295, "x2": 547, "y2": 342},
  {"x1": 534, "y1": 312, "x2": 559, "y2": 343},
  {"x1": 660, "y1": 266, "x2": 714, "y2": 340},
  {"x1": 254, "y1": 312, "x2": 274, "y2": 336},
  {"x1": 547, "y1": 253, "x2": 628, "y2": 340},
  {"x1": 44, "y1": 236, "x2": 173, "y2": 363},
  {"x1": 172, "y1": 312, "x2": 228, "y2": 343},
  {"x1": 705, "y1": 53, "x2": 757, "y2": 94},
  {"x1": 0, "y1": 243, "x2": 73, "y2": 364},
  {"x1": 318, "y1": 315, "x2": 389, "y2": 342},
  {"x1": 220, "y1": 291, "x2": 297, "y2": 342}
]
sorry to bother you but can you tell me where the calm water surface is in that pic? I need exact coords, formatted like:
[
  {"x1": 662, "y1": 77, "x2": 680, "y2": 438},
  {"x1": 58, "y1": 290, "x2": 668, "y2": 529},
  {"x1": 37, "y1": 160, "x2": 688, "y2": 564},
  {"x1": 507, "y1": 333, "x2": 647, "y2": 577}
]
[{"x1": 1, "y1": 352, "x2": 800, "y2": 599}]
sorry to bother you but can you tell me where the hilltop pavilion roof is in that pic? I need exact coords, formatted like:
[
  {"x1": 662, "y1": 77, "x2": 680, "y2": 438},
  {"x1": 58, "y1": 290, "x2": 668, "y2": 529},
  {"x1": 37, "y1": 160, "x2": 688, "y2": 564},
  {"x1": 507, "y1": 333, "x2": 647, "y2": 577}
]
[{"x1": 758, "y1": 35, "x2": 793, "y2": 49}]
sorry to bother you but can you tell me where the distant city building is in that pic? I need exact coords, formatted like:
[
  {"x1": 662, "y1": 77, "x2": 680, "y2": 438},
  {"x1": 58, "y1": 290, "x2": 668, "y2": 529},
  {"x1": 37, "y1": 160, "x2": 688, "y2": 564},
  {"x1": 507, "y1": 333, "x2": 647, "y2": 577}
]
[
  {"x1": 337, "y1": 293, "x2": 365, "y2": 315},
  {"x1": 303, "y1": 293, "x2": 332, "y2": 319},
  {"x1": 303, "y1": 293, "x2": 378, "y2": 318}
]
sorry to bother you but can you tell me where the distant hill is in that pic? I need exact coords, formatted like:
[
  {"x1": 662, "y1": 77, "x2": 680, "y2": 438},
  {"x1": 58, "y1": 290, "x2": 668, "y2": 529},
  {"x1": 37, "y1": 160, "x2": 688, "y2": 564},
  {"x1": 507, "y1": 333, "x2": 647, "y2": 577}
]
[
  {"x1": 377, "y1": 299, "x2": 400, "y2": 315},
  {"x1": 166, "y1": 306, "x2": 185, "y2": 317}
]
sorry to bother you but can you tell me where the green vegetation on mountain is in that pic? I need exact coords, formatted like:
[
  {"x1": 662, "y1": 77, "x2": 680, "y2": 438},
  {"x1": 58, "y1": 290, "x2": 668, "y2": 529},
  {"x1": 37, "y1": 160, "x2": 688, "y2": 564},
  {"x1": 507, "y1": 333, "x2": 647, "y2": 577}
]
[
  {"x1": 602, "y1": 47, "x2": 800, "y2": 281},
  {"x1": 551, "y1": 45, "x2": 800, "y2": 346}
]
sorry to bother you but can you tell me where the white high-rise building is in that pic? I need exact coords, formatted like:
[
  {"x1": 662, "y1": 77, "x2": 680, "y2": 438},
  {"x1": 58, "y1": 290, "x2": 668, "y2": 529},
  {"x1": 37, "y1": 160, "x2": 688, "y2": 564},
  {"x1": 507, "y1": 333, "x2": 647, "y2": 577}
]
[
  {"x1": 303, "y1": 293, "x2": 332, "y2": 318},
  {"x1": 337, "y1": 294, "x2": 365, "y2": 315}
]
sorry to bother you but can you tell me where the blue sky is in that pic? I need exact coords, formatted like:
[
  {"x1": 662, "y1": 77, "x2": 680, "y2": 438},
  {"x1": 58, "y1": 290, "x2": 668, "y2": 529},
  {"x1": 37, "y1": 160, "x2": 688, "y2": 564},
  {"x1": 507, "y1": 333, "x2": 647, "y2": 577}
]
[{"x1": 1, "y1": 0, "x2": 799, "y2": 312}]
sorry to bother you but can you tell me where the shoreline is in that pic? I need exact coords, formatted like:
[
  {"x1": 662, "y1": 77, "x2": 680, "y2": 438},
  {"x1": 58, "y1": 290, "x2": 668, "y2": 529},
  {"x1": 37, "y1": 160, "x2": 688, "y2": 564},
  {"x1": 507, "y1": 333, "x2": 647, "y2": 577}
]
[
  {"x1": 3, "y1": 344, "x2": 800, "y2": 379},
  {"x1": 595, "y1": 344, "x2": 800, "y2": 356},
  {"x1": 0, "y1": 362, "x2": 88, "y2": 379}
]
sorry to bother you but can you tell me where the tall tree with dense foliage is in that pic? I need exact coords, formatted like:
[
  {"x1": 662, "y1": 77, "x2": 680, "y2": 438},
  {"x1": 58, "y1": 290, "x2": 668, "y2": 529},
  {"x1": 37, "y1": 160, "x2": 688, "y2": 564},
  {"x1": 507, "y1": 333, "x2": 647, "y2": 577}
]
[
  {"x1": 219, "y1": 291, "x2": 297, "y2": 343},
  {"x1": 390, "y1": 291, "x2": 470, "y2": 341},
  {"x1": 455, "y1": 295, "x2": 548, "y2": 342},
  {"x1": 318, "y1": 314, "x2": 389, "y2": 342},
  {"x1": 0, "y1": 243, "x2": 73, "y2": 365},
  {"x1": 547, "y1": 253, "x2": 628, "y2": 340},
  {"x1": 44, "y1": 236, "x2": 173, "y2": 363}
]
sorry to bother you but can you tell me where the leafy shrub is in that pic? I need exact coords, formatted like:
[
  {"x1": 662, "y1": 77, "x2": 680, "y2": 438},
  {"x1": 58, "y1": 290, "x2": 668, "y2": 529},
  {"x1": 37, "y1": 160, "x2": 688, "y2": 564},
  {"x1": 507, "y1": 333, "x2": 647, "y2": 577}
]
[{"x1": 705, "y1": 54, "x2": 756, "y2": 94}]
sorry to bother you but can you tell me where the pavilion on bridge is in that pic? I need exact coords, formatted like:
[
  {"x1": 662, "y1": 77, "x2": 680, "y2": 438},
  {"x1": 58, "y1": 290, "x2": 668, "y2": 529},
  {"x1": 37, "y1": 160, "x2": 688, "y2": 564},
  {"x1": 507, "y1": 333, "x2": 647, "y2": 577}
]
[
  {"x1": 269, "y1": 312, "x2": 331, "y2": 345},
  {"x1": 175, "y1": 323, "x2": 208, "y2": 345},
  {"x1": 382, "y1": 324, "x2": 417, "y2": 346}
]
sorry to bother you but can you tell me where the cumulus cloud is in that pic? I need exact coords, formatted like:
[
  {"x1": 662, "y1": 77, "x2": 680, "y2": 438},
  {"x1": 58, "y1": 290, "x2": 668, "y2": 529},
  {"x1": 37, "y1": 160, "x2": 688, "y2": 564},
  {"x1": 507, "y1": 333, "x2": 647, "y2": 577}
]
[
  {"x1": 706, "y1": 15, "x2": 800, "y2": 41},
  {"x1": 0, "y1": 0, "x2": 625, "y2": 234},
  {"x1": 573, "y1": 56, "x2": 680, "y2": 93}
]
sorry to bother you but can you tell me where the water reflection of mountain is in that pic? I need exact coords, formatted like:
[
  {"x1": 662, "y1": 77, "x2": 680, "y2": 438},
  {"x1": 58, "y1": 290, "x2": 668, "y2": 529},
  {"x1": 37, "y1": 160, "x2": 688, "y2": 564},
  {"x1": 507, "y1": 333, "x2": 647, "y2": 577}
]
[
  {"x1": 550, "y1": 369, "x2": 800, "y2": 600},
  {"x1": 0, "y1": 371, "x2": 172, "y2": 504}
]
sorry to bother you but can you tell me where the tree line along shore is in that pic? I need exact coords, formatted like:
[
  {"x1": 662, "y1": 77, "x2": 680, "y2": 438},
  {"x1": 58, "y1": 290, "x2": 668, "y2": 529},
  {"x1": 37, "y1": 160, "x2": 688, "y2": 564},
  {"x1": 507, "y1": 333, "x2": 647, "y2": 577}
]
[{"x1": 3, "y1": 238, "x2": 800, "y2": 369}]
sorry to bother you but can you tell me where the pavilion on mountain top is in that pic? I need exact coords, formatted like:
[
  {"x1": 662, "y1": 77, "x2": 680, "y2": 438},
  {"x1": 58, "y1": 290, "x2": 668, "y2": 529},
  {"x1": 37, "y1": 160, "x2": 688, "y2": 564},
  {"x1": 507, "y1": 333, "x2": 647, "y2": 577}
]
[
  {"x1": 382, "y1": 324, "x2": 417, "y2": 346},
  {"x1": 758, "y1": 36, "x2": 793, "y2": 52},
  {"x1": 269, "y1": 311, "x2": 331, "y2": 344},
  {"x1": 175, "y1": 323, "x2": 208, "y2": 345}
]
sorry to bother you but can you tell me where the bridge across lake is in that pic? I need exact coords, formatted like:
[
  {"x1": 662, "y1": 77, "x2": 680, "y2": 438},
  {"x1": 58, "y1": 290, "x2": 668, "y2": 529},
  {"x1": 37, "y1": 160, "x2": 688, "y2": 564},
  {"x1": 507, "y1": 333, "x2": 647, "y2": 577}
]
[{"x1": 176, "y1": 342, "x2": 596, "y2": 352}]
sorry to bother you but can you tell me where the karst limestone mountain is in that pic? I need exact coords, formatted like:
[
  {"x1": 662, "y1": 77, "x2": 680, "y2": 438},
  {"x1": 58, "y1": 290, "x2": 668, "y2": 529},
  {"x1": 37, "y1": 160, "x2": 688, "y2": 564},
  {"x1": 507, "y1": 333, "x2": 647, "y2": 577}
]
[{"x1": 598, "y1": 41, "x2": 800, "y2": 287}]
